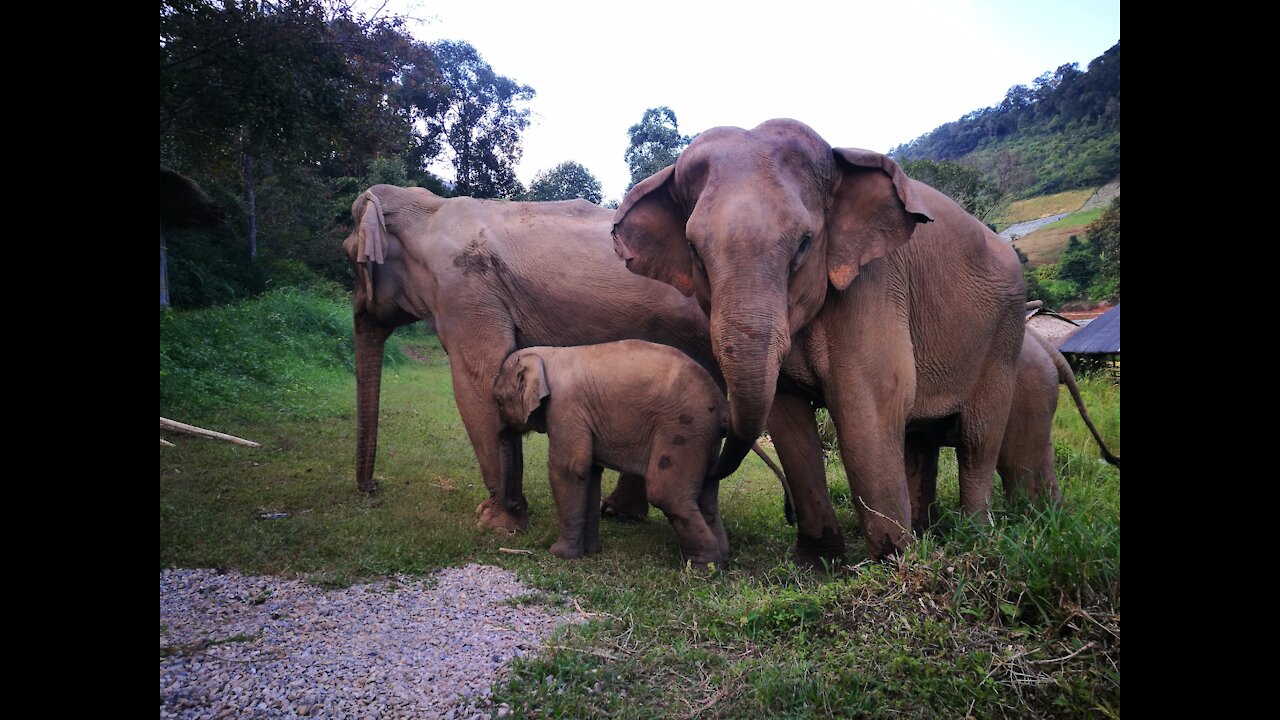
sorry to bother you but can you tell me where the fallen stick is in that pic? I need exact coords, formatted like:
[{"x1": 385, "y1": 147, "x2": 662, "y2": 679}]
[
  {"x1": 160, "y1": 438, "x2": 176, "y2": 447},
  {"x1": 498, "y1": 547, "x2": 534, "y2": 555},
  {"x1": 160, "y1": 417, "x2": 261, "y2": 448}
]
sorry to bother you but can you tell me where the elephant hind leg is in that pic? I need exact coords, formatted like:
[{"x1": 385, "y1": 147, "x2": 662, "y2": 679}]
[
  {"x1": 768, "y1": 392, "x2": 846, "y2": 566},
  {"x1": 998, "y1": 353, "x2": 1061, "y2": 504},
  {"x1": 905, "y1": 431, "x2": 942, "y2": 535},
  {"x1": 647, "y1": 458, "x2": 723, "y2": 568},
  {"x1": 584, "y1": 465, "x2": 604, "y2": 555},
  {"x1": 697, "y1": 475, "x2": 729, "y2": 561},
  {"x1": 601, "y1": 473, "x2": 649, "y2": 519},
  {"x1": 956, "y1": 362, "x2": 1018, "y2": 520}
]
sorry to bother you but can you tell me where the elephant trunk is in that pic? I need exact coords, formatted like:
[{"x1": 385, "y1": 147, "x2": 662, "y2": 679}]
[
  {"x1": 709, "y1": 305, "x2": 788, "y2": 479},
  {"x1": 355, "y1": 312, "x2": 394, "y2": 493}
]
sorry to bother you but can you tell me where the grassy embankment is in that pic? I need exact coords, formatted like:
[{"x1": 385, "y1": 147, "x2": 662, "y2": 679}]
[
  {"x1": 161, "y1": 288, "x2": 1120, "y2": 719},
  {"x1": 995, "y1": 189, "x2": 1105, "y2": 267}
]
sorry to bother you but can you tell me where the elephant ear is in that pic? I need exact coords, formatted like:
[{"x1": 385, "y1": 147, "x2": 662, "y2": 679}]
[
  {"x1": 826, "y1": 148, "x2": 934, "y2": 290},
  {"x1": 517, "y1": 354, "x2": 550, "y2": 425},
  {"x1": 612, "y1": 166, "x2": 695, "y2": 296},
  {"x1": 353, "y1": 190, "x2": 389, "y2": 313}
]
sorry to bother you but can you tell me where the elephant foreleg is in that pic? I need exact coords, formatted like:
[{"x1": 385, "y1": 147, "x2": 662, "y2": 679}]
[
  {"x1": 547, "y1": 431, "x2": 600, "y2": 559},
  {"x1": 826, "y1": 396, "x2": 913, "y2": 560},
  {"x1": 767, "y1": 392, "x2": 845, "y2": 566},
  {"x1": 449, "y1": 355, "x2": 529, "y2": 533}
]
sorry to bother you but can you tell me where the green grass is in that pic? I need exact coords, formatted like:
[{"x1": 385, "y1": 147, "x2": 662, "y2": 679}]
[
  {"x1": 160, "y1": 290, "x2": 1120, "y2": 718},
  {"x1": 1040, "y1": 208, "x2": 1106, "y2": 233}
]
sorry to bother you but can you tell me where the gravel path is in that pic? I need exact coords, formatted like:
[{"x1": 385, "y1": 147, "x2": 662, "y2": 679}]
[
  {"x1": 160, "y1": 565, "x2": 585, "y2": 719},
  {"x1": 998, "y1": 213, "x2": 1069, "y2": 241}
]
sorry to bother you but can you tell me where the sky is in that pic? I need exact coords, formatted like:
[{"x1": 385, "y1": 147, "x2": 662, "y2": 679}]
[{"x1": 367, "y1": 0, "x2": 1120, "y2": 202}]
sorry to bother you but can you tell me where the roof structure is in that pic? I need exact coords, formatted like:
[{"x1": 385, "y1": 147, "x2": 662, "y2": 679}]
[
  {"x1": 1058, "y1": 304, "x2": 1120, "y2": 354},
  {"x1": 1025, "y1": 305, "x2": 1080, "y2": 347}
]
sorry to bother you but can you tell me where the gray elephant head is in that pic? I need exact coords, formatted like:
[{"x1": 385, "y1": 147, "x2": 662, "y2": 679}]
[
  {"x1": 493, "y1": 351, "x2": 549, "y2": 433},
  {"x1": 612, "y1": 119, "x2": 933, "y2": 477}
]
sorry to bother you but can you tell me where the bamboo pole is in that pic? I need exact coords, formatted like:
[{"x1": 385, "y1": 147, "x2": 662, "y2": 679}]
[{"x1": 160, "y1": 417, "x2": 261, "y2": 447}]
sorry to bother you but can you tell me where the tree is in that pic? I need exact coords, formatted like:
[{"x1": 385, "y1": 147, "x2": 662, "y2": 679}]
[
  {"x1": 899, "y1": 159, "x2": 1002, "y2": 221},
  {"x1": 527, "y1": 161, "x2": 603, "y2": 203},
  {"x1": 1087, "y1": 196, "x2": 1120, "y2": 301},
  {"x1": 424, "y1": 40, "x2": 534, "y2": 199},
  {"x1": 1057, "y1": 234, "x2": 1100, "y2": 293},
  {"x1": 625, "y1": 107, "x2": 691, "y2": 189},
  {"x1": 160, "y1": 0, "x2": 409, "y2": 258}
]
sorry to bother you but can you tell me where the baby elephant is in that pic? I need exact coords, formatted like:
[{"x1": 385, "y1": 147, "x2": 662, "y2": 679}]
[{"x1": 493, "y1": 339, "x2": 729, "y2": 568}]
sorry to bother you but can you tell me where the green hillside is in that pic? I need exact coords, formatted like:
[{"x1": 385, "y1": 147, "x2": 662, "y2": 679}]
[{"x1": 892, "y1": 42, "x2": 1120, "y2": 198}]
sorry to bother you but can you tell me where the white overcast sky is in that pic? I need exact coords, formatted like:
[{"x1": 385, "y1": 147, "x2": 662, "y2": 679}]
[{"x1": 366, "y1": 0, "x2": 1120, "y2": 202}]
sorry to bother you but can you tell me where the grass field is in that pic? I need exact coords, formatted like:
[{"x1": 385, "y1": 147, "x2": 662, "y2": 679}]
[
  {"x1": 995, "y1": 188, "x2": 1097, "y2": 230},
  {"x1": 1008, "y1": 206, "x2": 1107, "y2": 267},
  {"x1": 160, "y1": 292, "x2": 1121, "y2": 718}
]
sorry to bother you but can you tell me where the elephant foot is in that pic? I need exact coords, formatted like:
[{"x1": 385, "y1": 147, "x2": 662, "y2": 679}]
[
  {"x1": 550, "y1": 539, "x2": 585, "y2": 559},
  {"x1": 794, "y1": 527, "x2": 846, "y2": 570},
  {"x1": 585, "y1": 535, "x2": 603, "y2": 556},
  {"x1": 475, "y1": 497, "x2": 528, "y2": 534}
]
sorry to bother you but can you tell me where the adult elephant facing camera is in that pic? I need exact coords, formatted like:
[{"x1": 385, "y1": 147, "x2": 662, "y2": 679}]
[
  {"x1": 613, "y1": 119, "x2": 1026, "y2": 562},
  {"x1": 344, "y1": 185, "x2": 714, "y2": 532}
]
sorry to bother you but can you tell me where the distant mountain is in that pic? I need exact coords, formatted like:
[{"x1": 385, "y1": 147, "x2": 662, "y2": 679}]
[{"x1": 892, "y1": 42, "x2": 1119, "y2": 198}]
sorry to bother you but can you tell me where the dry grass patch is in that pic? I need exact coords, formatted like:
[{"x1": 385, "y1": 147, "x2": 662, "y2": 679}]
[{"x1": 998, "y1": 188, "x2": 1096, "y2": 227}]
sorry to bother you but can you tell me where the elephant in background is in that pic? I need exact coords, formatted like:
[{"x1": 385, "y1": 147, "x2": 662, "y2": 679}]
[
  {"x1": 613, "y1": 118, "x2": 1026, "y2": 562},
  {"x1": 493, "y1": 340, "x2": 729, "y2": 567},
  {"x1": 342, "y1": 185, "x2": 716, "y2": 532},
  {"x1": 908, "y1": 326, "x2": 1121, "y2": 533}
]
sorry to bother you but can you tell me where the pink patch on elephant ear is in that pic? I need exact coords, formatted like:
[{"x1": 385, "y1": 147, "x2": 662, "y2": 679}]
[{"x1": 828, "y1": 264, "x2": 859, "y2": 290}]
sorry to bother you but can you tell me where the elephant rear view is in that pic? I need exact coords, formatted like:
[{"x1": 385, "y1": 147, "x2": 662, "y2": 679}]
[
  {"x1": 909, "y1": 326, "x2": 1121, "y2": 533},
  {"x1": 341, "y1": 185, "x2": 716, "y2": 533},
  {"x1": 494, "y1": 340, "x2": 729, "y2": 567}
]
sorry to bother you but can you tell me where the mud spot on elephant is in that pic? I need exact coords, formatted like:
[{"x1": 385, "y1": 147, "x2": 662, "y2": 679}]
[
  {"x1": 678, "y1": 414, "x2": 693, "y2": 425},
  {"x1": 673, "y1": 435, "x2": 687, "y2": 446},
  {"x1": 454, "y1": 239, "x2": 497, "y2": 275},
  {"x1": 658, "y1": 456, "x2": 673, "y2": 470}
]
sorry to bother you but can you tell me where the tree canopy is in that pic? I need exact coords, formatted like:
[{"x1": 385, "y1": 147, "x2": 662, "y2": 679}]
[
  {"x1": 625, "y1": 107, "x2": 691, "y2": 190},
  {"x1": 1087, "y1": 197, "x2": 1120, "y2": 301},
  {"x1": 899, "y1": 159, "x2": 1001, "y2": 222},
  {"x1": 527, "y1": 161, "x2": 603, "y2": 204},
  {"x1": 159, "y1": 0, "x2": 536, "y2": 307}
]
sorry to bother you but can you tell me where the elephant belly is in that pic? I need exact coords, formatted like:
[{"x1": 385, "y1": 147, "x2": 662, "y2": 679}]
[{"x1": 591, "y1": 440, "x2": 651, "y2": 478}]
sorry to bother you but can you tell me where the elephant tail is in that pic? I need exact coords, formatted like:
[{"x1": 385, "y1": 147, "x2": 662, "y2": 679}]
[
  {"x1": 1037, "y1": 333, "x2": 1120, "y2": 468},
  {"x1": 750, "y1": 440, "x2": 796, "y2": 526}
]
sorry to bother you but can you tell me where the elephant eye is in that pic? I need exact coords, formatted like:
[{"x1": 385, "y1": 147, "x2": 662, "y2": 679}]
[{"x1": 791, "y1": 233, "x2": 813, "y2": 273}]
